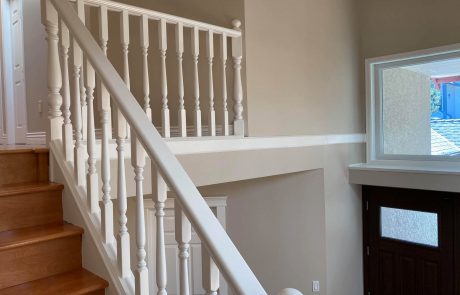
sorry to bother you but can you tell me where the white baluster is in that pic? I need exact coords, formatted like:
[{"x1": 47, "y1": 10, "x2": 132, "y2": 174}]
[
  {"x1": 175, "y1": 202, "x2": 191, "y2": 295},
  {"x1": 176, "y1": 23, "x2": 186, "y2": 137},
  {"x1": 85, "y1": 60, "x2": 99, "y2": 214},
  {"x1": 116, "y1": 109, "x2": 131, "y2": 278},
  {"x1": 152, "y1": 169, "x2": 167, "y2": 294},
  {"x1": 77, "y1": 0, "x2": 87, "y2": 141},
  {"x1": 140, "y1": 15, "x2": 152, "y2": 121},
  {"x1": 98, "y1": 5, "x2": 112, "y2": 139},
  {"x1": 206, "y1": 30, "x2": 216, "y2": 136},
  {"x1": 202, "y1": 249, "x2": 219, "y2": 295},
  {"x1": 42, "y1": 0, "x2": 62, "y2": 143},
  {"x1": 191, "y1": 27, "x2": 201, "y2": 137},
  {"x1": 98, "y1": 5, "x2": 109, "y2": 55},
  {"x1": 121, "y1": 10, "x2": 131, "y2": 138},
  {"x1": 60, "y1": 20, "x2": 73, "y2": 160},
  {"x1": 121, "y1": 11, "x2": 130, "y2": 90},
  {"x1": 202, "y1": 204, "x2": 220, "y2": 295},
  {"x1": 232, "y1": 20, "x2": 244, "y2": 136},
  {"x1": 80, "y1": 70, "x2": 88, "y2": 141},
  {"x1": 98, "y1": 5, "x2": 114, "y2": 244},
  {"x1": 100, "y1": 99, "x2": 114, "y2": 244},
  {"x1": 159, "y1": 19, "x2": 170, "y2": 138},
  {"x1": 71, "y1": 37, "x2": 85, "y2": 186},
  {"x1": 132, "y1": 134, "x2": 149, "y2": 295},
  {"x1": 220, "y1": 34, "x2": 229, "y2": 136}
]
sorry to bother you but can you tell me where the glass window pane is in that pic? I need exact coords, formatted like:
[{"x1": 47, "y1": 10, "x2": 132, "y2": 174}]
[
  {"x1": 381, "y1": 58, "x2": 460, "y2": 156},
  {"x1": 380, "y1": 207, "x2": 438, "y2": 247}
]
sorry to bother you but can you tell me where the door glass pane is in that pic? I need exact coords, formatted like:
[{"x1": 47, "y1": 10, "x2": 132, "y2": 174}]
[{"x1": 380, "y1": 207, "x2": 438, "y2": 247}]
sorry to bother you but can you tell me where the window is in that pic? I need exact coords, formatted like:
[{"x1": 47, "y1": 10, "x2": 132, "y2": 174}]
[
  {"x1": 367, "y1": 45, "x2": 460, "y2": 161},
  {"x1": 380, "y1": 207, "x2": 439, "y2": 247}
]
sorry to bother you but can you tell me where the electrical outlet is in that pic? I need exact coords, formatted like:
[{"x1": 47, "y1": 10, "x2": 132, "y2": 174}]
[{"x1": 312, "y1": 281, "x2": 320, "y2": 292}]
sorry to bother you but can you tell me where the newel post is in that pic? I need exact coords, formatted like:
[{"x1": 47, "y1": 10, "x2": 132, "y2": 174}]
[
  {"x1": 232, "y1": 19, "x2": 244, "y2": 136},
  {"x1": 42, "y1": 0, "x2": 63, "y2": 143}
]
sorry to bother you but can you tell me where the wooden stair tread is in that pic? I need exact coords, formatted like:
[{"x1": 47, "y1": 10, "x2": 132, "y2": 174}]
[
  {"x1": 0, "y1": 269, "x2": 108, "y2": 295},
  {"x1": 0, "y1": 223, "x2": 83, "y2": 251},
  {"x1": 0, "y1": 147, "x2": 48, "y2": 155},
  {"x1": 0, "y1": 182, "x2": 63, "y2": 197}
]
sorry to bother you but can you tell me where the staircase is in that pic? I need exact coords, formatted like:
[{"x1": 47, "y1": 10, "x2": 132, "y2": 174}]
[
  {"x1": 0, "y1": 148, "x2": 108, "y2": 294},
  {"x1": 41, "y1": 0, "x2": 304, "y2": 293}
]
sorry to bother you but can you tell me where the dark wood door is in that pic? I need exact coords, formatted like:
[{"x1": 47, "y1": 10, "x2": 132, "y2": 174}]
[{"x1": 364, "y1": 186, "x2": 454, "y2": 295}]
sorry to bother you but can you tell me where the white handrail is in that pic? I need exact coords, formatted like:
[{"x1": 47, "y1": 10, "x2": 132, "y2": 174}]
[
  {"x1": 69, "y1": 0, "x2": 241, "y2": 37},
  {"x1": 49, "y1": 0, "x2": 266, "y2": 294}
]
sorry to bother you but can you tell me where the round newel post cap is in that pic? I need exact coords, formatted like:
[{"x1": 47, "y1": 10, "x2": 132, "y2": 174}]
[
  {"x1": 232, "y1": 19, "x2": 242, "y2": 30},
  {"x1": 277, "y1": 288, "x2": 303, "y2": 295}
]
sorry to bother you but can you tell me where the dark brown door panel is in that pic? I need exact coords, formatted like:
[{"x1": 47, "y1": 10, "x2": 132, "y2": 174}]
[{"x1": 363, "y1": 186, "x2": 455, "y2": 295}]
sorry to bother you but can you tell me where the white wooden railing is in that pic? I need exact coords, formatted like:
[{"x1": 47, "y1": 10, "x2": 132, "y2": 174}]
[
  {"x1": 68, "y1": 0, "x2": 245, "y2": 139},
  {"x1": 42, "y1": 0, "x2": 302, "y2": 294}
]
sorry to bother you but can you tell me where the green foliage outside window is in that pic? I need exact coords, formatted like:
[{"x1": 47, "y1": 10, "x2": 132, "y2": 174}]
[{"x1": 430, "y1": 81, "x2": 442, "y2": 114}]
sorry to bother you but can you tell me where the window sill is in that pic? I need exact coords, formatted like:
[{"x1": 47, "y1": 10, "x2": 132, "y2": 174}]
[{"x1": 349, "y1": 162, "x2": 460, "y2": 193}]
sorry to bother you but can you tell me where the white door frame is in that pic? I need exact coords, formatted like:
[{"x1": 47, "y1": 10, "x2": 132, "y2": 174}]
[
  {"x1": 0, "y1": 43, "x2": 5, "y2": 144},
  {"x1": 0, "y1": 0, "x2": 28, "y2": 145}
]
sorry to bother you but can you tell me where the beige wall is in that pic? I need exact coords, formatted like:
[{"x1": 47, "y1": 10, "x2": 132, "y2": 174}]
[
  {"x1": 323, "y1": 143, "x2": 364, "y2": 295},
  {"x1": 244, "y1": 0, "x2": 363, "y2": 136},
  {"x1": 194, "y1": 143, "x2": 365, "y2": 295},
  {"x1": 199, "y1": 170, "x2": 328, "y2": 295},
  {"x1": 359, "y1": 0, "x2": 460, "y2": 59}
]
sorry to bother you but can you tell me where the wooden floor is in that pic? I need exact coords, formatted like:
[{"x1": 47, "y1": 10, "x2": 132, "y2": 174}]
[{"x1": 0, "y1": 148, "x2": 108, "y2": 294}]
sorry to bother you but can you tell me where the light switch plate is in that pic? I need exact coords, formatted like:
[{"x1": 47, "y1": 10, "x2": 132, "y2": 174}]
[{"x1": 312, "y1": 281, "x2": 320, "y2": 292}]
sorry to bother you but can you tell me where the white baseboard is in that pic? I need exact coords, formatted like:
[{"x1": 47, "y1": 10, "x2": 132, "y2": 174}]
[
  {"x1": 23, "y1": 124, "x2": 234, "y2": 145},
  {"x1": 26, "y1": 132, "x2": 46, "y2": 145}
]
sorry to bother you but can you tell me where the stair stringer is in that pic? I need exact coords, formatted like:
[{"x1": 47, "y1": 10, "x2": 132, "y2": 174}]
[{"x1": 49, "y1": 141, "x2": 134, "y2": 295}]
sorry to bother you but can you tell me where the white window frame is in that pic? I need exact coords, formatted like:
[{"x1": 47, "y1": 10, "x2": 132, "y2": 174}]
[{"x1": 366, "y1": 43, "x2": 460, "y2": 166}]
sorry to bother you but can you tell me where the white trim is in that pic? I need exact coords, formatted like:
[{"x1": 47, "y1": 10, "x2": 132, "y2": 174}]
[
  {"x1": 165, "y1": 133, "x2": 365, "y2": 155},
  {"x1": 349, "y1": 162, "x2": 460, "y2": 193},
  {"x1": 26, "y1": 131, "x2": 46, "y2": 145},
  {"x1": 366, "y1": 42, "x2": 460, "y2": 66},
  {"x1": 366, "y1": 43, "x2": 460, "y2": 163},
  {"x1": 26, "y1": 132, "x2": 365, "y2": 155},
  {"x1": 1, "y1": 0, "x2": 16, "y2": 145},
  {"x1": 0, "y1": 0, "x2": 28, "y2": 145},
  {"x1": 350, "y1": 161, "x2": 460, "y2": 175},
  {"x1": 101, "y1": 133, "x2": 364, "y2": 159}
]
